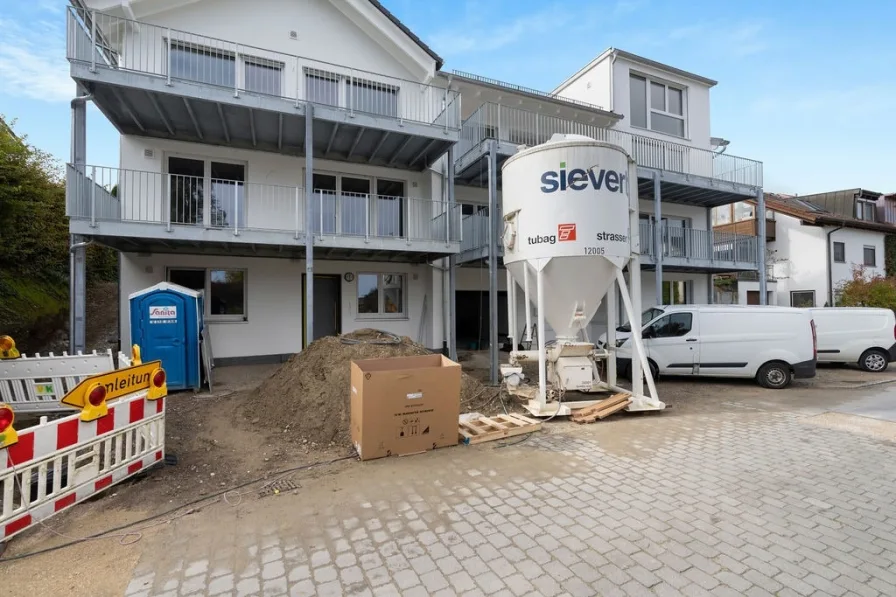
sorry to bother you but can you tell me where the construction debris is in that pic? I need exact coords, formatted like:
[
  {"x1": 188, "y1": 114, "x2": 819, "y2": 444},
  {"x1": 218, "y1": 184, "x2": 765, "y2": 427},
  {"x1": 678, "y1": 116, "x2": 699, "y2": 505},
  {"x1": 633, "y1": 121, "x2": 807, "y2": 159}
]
[
  {"x1": 243, "y1": 329, "x2": 502, "y2": 450},
  {"x1": 458, "y1": 413, "x2": 542, "y2": 445},
  {"x1": 571, "y1": 393, "x2": 631, "y2": 424}
]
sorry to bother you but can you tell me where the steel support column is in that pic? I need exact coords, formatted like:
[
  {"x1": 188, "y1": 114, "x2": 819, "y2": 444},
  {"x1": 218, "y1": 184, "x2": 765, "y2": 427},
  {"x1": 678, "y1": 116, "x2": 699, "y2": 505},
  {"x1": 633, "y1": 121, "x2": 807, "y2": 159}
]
[
  {"x1": 487, "y1": 141, "x2": 499, "y2": 383},
  {"x1": 653, "y1": 172, "x2": 663, "y2": 306},
  {"x1": 305, "y1": 104, "x2": 315, "y2": 347},
  {"x1": 757, "y1": 188, "x2": 767, "y2": 305},
  {"x1": 447, "y1": 147, "x2": 458, "y2": 361},
  {"x1": 69, "y1": 90, "x2": 90, "y2": 354},
  {"x1": 706, "y1": 208, "x2": 714, "y2": 304}
]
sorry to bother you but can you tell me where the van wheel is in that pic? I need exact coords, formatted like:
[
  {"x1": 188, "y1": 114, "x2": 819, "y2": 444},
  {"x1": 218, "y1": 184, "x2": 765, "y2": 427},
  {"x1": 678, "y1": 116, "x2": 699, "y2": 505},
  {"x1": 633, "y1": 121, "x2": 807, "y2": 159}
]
[
  {"x1": 622, "y1": 360, "x2": 659, "y2": 381},
  {"x1": 757, "y1": 362, "x2": 792, "y2": 389},
  {"x1": 859, "y1": 349, "x2": 889, "y2": 372}
]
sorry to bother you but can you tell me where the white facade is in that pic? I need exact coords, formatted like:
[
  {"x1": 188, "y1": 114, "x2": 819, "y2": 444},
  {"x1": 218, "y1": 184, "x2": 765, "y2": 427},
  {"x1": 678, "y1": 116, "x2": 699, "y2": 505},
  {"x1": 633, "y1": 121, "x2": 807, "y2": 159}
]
[
  {"x1": 121, "y1": 253, "x2": 446, "y2": 359},
  {"x1": 554, "y1": 49, "x2": 715, "y2": 151},
  {"x1": 750, "y1": 212, "x2": 886, "y2": 308}
]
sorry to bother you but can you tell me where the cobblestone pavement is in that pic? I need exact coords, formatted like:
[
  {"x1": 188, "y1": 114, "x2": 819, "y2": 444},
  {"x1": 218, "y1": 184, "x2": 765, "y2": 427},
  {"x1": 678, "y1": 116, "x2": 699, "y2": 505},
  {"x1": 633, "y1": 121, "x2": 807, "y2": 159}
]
[{"x1": 124, "y1": 388, "x2": 896, "y2": 597}]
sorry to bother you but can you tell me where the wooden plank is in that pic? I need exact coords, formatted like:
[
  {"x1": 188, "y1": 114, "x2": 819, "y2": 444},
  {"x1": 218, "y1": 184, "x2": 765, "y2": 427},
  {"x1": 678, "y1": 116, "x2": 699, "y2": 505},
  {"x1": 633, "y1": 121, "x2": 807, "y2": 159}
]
[
  {"x1": 571, "y1": 393, "x2": 630, "y2": 420},
  {"x1": 574, "y1": 399, "x2": 631, "y2": 424}
]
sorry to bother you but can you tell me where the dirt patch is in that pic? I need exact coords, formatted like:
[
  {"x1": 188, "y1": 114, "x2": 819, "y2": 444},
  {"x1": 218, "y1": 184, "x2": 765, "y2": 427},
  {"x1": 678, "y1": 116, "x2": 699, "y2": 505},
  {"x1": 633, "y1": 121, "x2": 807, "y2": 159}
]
[{"x1": 242, "y1": 329, "x2": 503, "y2": 449}]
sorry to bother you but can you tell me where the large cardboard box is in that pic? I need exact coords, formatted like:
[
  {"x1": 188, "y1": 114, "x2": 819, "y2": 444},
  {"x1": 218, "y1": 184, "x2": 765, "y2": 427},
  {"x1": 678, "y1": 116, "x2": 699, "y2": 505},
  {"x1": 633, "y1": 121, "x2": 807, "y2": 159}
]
[{"x1": 350, "y1": 354, "x2": 461, "y2": 461}]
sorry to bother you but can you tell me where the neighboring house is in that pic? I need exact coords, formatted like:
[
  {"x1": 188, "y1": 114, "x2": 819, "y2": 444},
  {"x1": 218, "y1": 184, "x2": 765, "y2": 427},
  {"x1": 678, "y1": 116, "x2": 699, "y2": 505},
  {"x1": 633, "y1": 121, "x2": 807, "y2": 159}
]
[
  {"x1": 64, "y1": 1, "x2": 765, "y2": 367},
  {"x1": 714, "y1": 193, "x2": 895, "y2": 308}
]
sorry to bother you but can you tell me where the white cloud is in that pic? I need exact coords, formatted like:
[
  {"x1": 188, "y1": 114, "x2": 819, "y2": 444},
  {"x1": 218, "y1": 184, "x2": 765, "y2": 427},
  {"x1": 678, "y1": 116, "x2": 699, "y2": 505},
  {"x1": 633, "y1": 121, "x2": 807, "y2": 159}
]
[
  {"x1": 665, "y1": 20, "x2": 769, "y2": 57},
  {"x1": 0, "y1": 12, "x2": 74, "y2": 103},
  {"x1": 428, "y1": 5, "x2": 567, "y2": 56}
]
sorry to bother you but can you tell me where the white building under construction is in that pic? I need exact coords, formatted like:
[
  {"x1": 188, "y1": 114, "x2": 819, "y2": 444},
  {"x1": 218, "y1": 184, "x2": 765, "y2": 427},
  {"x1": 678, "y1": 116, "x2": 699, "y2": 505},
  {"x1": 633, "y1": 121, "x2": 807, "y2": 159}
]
[{"x1": 65, "y1": 0, "x2": 767, "y2": 378}]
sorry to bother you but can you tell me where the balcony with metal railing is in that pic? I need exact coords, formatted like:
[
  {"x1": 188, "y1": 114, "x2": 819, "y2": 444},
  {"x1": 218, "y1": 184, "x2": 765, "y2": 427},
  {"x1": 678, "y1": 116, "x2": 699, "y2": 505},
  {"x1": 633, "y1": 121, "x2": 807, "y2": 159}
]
[
  {"x1": 455, "y1": 102, "x2": 763, "y2": 205},
  {"x1": 638, "y1": 222, "x2": 760, "y2": 272},
  {"x1": 67, "y1": 165, "x2": 461, "y2": 261},
  {"x1": 66, "y1": 7, "x2": 460, "y2": 170}
]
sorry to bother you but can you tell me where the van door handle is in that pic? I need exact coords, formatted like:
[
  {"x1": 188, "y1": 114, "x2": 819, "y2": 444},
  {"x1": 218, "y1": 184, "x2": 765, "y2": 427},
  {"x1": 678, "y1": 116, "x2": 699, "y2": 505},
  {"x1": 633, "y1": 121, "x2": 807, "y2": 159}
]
[{"x1": 685, "y1": 338, "x2": 698, "y2": 342}]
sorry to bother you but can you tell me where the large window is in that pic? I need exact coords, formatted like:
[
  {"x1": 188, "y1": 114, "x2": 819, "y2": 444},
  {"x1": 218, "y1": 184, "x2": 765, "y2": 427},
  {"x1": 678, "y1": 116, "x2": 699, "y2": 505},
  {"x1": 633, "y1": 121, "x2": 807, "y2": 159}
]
[
  {"x1": 170, "y1": 43, "x2": 235, "y2": 87},
  {"x1": 168, "y1": 268, "x2": 247, "y2": 321},
  {"x1": 790, "y1": 290, "x2": 815, "y2": 308},
  {"x1": 833, "y1": 241, "x2": 845, "y2": 263},
  {"x1": 310, "y1": 172, "x2": 405, "y2": 237},
  {"x1": 244, "y1": 58, "x2": 283, "y2": 96},
  {"x1": 864, "y1": 246, "x2": 877, "y2": 267},
  {"x1": 630, "y1": 74, "x2": 686, "y2": 137},
  {"x1": 305, "y1": 68, "x2": 399, "y2": 117},
  {"x1": 167, "y1": 156, "x2": 246, "y2": 228},
  {"x1": 357, "y1": 273, "x2": 406, "y2": 318}
]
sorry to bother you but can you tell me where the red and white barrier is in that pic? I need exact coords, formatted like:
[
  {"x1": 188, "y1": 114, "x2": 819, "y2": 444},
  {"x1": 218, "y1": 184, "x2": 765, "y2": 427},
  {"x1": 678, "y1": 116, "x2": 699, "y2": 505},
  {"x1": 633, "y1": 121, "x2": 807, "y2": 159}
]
[{"x1": 0, "y1": 391, "x2": 165, "y2": 541}]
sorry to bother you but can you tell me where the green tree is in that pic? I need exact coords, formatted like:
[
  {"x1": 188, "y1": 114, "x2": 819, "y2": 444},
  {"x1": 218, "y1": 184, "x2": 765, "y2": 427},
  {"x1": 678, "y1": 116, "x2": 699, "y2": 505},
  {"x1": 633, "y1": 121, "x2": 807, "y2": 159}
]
[{"x1": 836, "y1": 267, "x2": 896, "y2": 311}]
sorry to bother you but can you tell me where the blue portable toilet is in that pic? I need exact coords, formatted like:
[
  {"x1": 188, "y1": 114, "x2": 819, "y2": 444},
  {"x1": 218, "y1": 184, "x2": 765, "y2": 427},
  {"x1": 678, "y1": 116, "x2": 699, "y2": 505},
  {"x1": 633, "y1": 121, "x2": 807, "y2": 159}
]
[{"x1": 129, "y1": 282, "x2": 204, "y2": 391}]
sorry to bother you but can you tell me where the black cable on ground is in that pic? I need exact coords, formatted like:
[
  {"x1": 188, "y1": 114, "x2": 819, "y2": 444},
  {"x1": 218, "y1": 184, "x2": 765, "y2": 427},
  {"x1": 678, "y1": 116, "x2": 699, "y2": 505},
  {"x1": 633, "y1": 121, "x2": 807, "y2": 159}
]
[{"x1": 0, "y1": 453, "x2": 356, "y2": 563}]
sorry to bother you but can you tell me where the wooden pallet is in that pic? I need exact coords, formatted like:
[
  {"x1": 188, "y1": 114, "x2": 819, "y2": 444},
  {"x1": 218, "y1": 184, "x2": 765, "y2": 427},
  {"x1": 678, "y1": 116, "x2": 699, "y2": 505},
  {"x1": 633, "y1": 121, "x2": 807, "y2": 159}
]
[
  {"x1": 571, "y1": 393, "x2": 631, "y2": 424},
  {"x1": 458, "y1": 413, "x2": 542, "y2": 445}
]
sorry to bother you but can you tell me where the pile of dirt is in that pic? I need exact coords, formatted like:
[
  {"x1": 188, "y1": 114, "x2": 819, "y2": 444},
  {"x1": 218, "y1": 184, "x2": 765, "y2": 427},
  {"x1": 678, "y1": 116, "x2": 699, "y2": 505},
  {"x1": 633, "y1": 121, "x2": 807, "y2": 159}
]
[{"x1": 243, "y1": 329, "x2": 503, "y2": 449}]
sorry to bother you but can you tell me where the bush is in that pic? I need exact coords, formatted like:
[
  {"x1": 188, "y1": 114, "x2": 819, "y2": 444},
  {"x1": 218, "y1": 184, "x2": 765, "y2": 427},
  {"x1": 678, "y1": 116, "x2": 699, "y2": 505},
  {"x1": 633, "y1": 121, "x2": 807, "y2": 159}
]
[{"x1": 836, "y1": 267, "x2": 896, "y2": 311}]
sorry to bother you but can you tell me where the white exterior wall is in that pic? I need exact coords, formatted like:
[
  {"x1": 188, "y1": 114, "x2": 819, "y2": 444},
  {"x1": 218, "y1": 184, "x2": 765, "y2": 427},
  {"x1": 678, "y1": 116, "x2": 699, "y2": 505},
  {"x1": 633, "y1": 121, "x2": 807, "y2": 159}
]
[
  {"x1": 120, "y1": 253, "x2": 445, "y2": 360},
  {"x1": 118, "y1": 136, "x2": 436, "y2": 230},
  {"x1": 768, "y1": 213, "x2": 886, "y2": 307},
  {"x1": 637, "y1": 199, "x2": 708, "y2": 228},
  {"x1": 557, "y1": 57, "x2": 612, "y2": 111}
]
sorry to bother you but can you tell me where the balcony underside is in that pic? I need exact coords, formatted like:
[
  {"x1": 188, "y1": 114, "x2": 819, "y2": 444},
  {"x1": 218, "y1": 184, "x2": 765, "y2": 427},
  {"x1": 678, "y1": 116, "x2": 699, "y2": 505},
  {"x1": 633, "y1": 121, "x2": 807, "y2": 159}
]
[
  {"x1": 73, "y1": 64, "x2": 456, "y2": 170},
  {"x1": 639, "y1": 257, "x2": 758, "y2": 273},
  {"x1": 454, "y1": 140, "x2": 517, "y2": 186},
  {"x1": 71, "y1": 220, "x2": 458, "y2": 263}
]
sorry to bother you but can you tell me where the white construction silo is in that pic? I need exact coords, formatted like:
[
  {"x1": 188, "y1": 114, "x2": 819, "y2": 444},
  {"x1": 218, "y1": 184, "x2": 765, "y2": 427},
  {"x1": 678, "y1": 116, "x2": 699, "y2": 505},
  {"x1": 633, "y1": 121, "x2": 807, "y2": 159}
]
[{"x1": 500, "y1": 135, "x2": 664, "y2": 416}]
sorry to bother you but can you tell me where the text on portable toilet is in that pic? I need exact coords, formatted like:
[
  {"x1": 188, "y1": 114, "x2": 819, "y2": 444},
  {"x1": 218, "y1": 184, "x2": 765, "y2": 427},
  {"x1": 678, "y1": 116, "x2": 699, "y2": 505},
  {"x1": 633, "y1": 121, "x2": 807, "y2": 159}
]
[{"x1": 149, "y1": 306, "x2": 177, "y2": 323}]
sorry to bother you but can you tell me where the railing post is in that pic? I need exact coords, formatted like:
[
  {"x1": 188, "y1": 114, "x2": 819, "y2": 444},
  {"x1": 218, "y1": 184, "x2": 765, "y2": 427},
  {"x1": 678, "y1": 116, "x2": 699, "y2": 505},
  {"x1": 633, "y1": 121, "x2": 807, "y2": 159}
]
[
  {"x1": 89, "y1": 11, "x2": 97, "y2": 72},
  {"x1": 233, "y1": 186, "x2": 240, "y2": 236},
  {"x1": 319, "y1": 192, "x2": 324, "y2": 235},
  {"x1": 348, "y1": 69, "x2": 354, "y2": 117},
  {"x1": 166, "y1": 173, "x2": 172, "y2": 232},
  {"x1": 365, "y1": 195, "x2": 370, "y2": 242},
  {"x1": 296, "y1": 56, "x2": 304, "y2": 107},
  {"x1": 733, "y1": 229, "x2": 738, "y2": 264},
  {"x1": 294, "y1": 186, "x2": 300, "y2": 240},
  {"x1": 90, "y1": 166, "x2": 97, "y2": 227},
  {"x1": 166, "y1": 29, "x2": 172, "y2": 86},
  {"x1": 233, "y1": 44, "x2": 240, "y2": 98}
]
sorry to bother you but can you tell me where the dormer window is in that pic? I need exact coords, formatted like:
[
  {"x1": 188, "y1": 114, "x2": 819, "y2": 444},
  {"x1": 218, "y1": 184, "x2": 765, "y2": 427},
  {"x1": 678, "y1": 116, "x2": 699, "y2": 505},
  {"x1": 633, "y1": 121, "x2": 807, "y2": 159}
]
[
  {"x1": 629, "y1": 74, "x2": 686, "y2": 138},
  {"x1": 856, "y1": 199, "x2": 876, "y2": 222}
]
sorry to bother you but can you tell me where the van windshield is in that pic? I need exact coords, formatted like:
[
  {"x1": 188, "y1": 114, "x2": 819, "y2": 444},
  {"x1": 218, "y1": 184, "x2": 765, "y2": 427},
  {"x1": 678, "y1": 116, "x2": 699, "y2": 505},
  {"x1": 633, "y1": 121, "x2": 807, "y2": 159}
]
[{"x1": 617, "y1": 308, "x2": 665, "y2": 332}]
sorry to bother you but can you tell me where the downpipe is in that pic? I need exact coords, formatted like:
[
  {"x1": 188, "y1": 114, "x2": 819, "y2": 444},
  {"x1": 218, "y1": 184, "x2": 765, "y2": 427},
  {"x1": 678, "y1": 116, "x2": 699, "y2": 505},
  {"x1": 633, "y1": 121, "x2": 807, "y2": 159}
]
[
  {"x1": 69, "y1": 238, "x2": 93, "y2": 353},
  {"x1": 826, "y1": 225, "x2": 844, "y2": 306}
]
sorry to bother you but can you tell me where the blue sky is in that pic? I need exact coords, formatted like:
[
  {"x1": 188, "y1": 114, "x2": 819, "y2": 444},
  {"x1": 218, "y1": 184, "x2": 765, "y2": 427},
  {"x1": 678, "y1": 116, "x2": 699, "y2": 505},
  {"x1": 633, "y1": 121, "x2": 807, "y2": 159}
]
[{"x1": 1, "y1": 0, "x2": 893, "y2": 195}]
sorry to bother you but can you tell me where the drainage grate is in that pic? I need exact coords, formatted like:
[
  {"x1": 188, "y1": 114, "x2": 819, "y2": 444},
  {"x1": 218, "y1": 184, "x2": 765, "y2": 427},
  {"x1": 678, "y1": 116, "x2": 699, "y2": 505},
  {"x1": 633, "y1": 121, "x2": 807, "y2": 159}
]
[{"x1": 258, "y1": 478, "x2": 300, "y2": 498}]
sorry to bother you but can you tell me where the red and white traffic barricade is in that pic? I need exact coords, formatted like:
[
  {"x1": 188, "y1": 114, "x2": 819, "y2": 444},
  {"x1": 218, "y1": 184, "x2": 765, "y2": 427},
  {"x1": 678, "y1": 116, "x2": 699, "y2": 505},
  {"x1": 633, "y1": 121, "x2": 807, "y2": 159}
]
[{"x1": 0, "y1": 362, "x2": 167, "y2": 542}]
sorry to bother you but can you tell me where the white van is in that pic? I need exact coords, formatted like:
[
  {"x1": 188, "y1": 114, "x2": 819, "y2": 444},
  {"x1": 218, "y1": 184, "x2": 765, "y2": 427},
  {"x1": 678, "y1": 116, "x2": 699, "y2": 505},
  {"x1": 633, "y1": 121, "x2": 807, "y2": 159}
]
[
  {"x1": 597, "y1": 306, "x2": 666, "y2": 347},
  {"x1": 808, "y1": 307, "x2": 896, "y2": 371},
  {"x1": 616, "y1": 305, "x2": 817, "y2": 389}
]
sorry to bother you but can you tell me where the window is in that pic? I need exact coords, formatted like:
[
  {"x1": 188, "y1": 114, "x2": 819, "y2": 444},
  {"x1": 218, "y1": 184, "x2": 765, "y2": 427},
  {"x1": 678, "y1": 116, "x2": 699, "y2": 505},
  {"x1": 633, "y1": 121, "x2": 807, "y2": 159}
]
[
  {"x1": 791, "y1": 290, "x2": 815, "y2": 308},
  {"x1": 305, "y1": 69, "x2": 399, "y2": 117},
  {"x1": 712, "y1": 206, "x2": 732, "y2": 226},
  {"x1": 833, "y1": 241, "x2": 845, "y2": 263},
  {"x1": 630, "y1": 74, "x2": 686, "y2": 137},
  {"x1": 166, "y1": 156, "x2": 246, "y2": 227},
  {"x1": 734, "y1": 202, "x2": 755, "y2": 222},
  {"x1": 170, "y1": 43, "x2": 235, "y2": 87},
  {"x1": 864, "y1": 245, "x2": 877, "y2": 267},
  {"x1": 618, "y1": 307, "x2": 666, "y2": 332},
  {"x1": 357, "y1": 273, "x2": 406, "y2": 317},
  {"x1": 244, "y1": 58, "x2": 283, "y2": 96},
  {"x1": 168, "y1": 268, "x2": 247, "y2": 320},
  {"x1": 856, "y1": 200, "x2": 876, "y2": 222},
  {"x1": 648, "y1": 313, "x2": 693, "y2": 338},
  {"x1": 662, "y1": 280, "x2": 690, "y2": 305},
  {"x1": 210, "y1": 161, "x2": 246, "y2": 228},
  {"x1": 310, "y1": 172, "x2": 405, "y2": 238}
]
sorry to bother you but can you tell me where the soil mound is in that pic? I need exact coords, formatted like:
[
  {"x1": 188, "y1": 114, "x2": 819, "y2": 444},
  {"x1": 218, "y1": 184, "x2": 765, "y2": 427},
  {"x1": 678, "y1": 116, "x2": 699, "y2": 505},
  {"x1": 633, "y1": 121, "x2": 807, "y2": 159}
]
[{"x1": 244, "y1": 329, "x2": 501, "y2": 448}]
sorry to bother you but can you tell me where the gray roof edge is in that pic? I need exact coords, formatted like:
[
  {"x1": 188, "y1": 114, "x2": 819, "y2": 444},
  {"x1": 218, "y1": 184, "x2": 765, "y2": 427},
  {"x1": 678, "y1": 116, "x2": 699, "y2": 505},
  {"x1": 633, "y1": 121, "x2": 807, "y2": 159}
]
[
  {"x1": 366, "y1": 0, "x2": 444, "y2": 70},
  {"x1": 614, "y1": 49, "x2": 718, "y2": 87}
]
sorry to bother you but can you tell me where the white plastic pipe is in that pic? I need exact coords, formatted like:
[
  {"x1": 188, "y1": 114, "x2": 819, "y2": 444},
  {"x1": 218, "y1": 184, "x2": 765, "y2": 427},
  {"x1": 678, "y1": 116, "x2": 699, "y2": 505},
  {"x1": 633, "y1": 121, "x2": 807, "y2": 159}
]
[
  {"x1": 523, "y1": 264, "x2": 533, "y2": 342},
  {"x1": 616, "y1": 268, "x2": 658, "y2": 403},
  {"x1": 537, "y1": 266, "x2": 547, "y2": 408},
  {"x1": 506, "y1": 269, "x2": 516, "y2": 350},
  {"x1": 606, "y1": 279, "x2": 617, "y2": 387}
]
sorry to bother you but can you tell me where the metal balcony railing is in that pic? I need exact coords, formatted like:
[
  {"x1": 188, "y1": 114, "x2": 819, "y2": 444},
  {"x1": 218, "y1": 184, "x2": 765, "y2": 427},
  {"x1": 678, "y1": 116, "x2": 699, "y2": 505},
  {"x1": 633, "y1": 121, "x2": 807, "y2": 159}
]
[
  {"x1": 459, "y1": 206, "x2": 502, "y2": 255},
  {"x1": 67, "y1": 165, "x2": 461, "y2": 244},
  {"x1": 458, "y1": 103, "x2": 763, "y2": 187},
  {"x1": 639, "y1": 221, "x2": 760, "y2": 265},
  {"x1": 66, "y1": 7, "x2": 461, "y2": 130}
]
